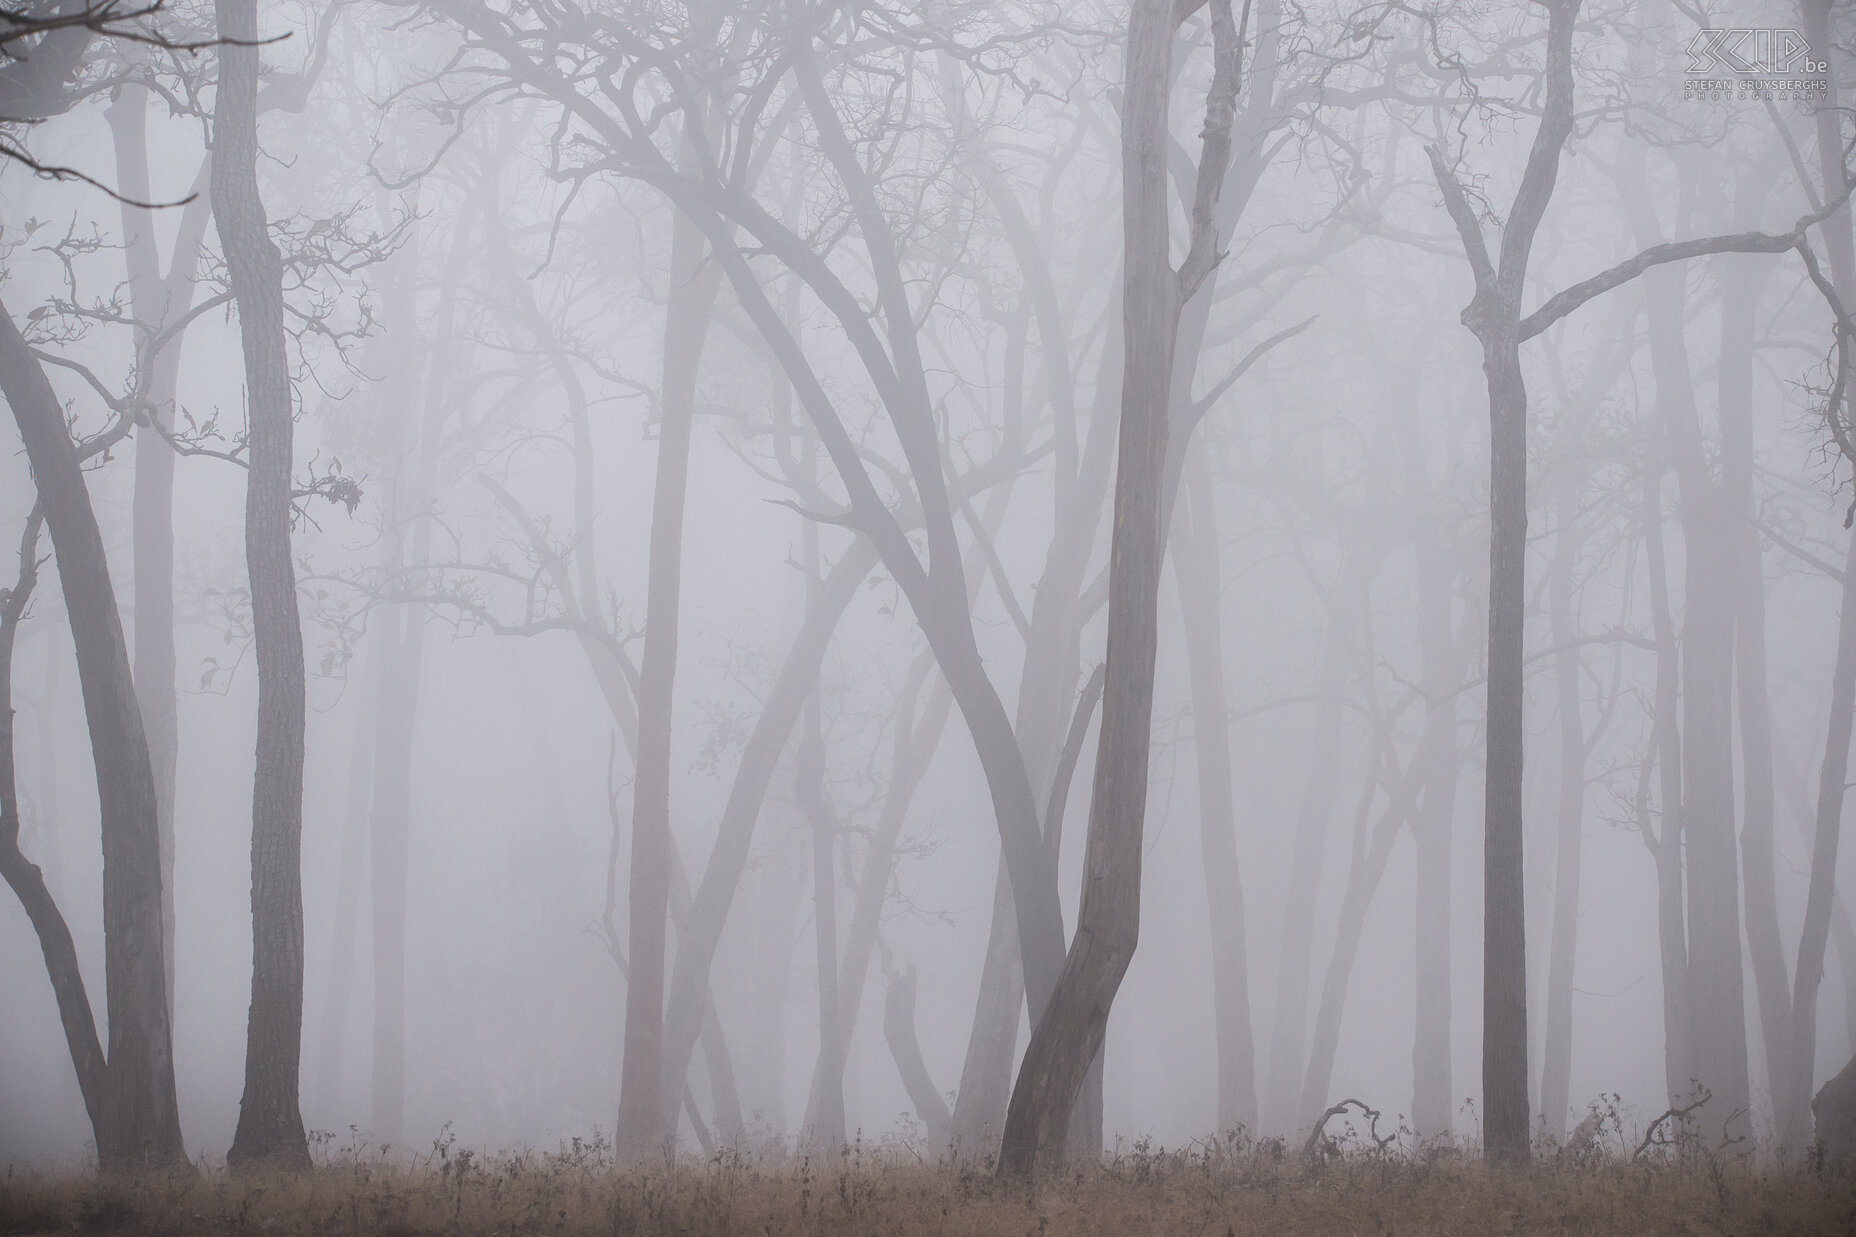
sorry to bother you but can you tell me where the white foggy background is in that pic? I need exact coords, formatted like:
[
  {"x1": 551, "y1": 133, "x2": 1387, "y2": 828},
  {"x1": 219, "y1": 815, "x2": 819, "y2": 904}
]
[{"x1": 3, "y1": 0, "x2": 1854, "y2": 1166}]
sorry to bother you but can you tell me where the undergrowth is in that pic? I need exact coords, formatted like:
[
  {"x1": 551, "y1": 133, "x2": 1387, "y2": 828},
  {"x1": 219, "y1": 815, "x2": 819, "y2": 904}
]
[{"x1": 3, "y1": 1122, "x2": 1851, "y2": 1235}]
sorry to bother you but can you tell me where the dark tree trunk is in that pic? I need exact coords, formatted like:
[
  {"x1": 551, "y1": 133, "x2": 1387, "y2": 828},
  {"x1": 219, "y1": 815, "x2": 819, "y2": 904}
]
[
  {"x1": 216, "y1": 0, "x2": 311, "y2": 1170},
  {"x1": 1426, "y1": 0, "x2": 1581, "y2": 1161},
  {"x1": 0, "y1": 301, "x2": 187, "y2": 1171},
  {"x1": 1478, "y1": 328, "x2": 1533, "y2": 1163}
]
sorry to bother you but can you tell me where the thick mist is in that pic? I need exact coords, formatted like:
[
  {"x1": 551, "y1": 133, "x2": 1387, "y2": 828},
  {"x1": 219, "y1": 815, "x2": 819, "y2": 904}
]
[{"x1": 3, "y1": 0, "x2": 1856, "y2": 1176}]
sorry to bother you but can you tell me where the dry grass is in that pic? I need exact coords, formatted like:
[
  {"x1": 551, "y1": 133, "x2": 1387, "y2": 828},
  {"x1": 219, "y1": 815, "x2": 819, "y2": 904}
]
[{"x1": 4, "y1": 1132, "x2": 1853, "y2": 1236}]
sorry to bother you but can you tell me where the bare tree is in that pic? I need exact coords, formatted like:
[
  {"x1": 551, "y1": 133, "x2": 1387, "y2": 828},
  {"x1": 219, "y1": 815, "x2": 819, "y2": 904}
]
[
  {"x1": 214, "y1": 0, "x2": 311, "y2": 1170},
  {"x1": 0, "y1": 306, "x2": 186, "y2": 1170},
  {"x1": 997, "y1": 0, "x2": 1244, "y2": 1176}
]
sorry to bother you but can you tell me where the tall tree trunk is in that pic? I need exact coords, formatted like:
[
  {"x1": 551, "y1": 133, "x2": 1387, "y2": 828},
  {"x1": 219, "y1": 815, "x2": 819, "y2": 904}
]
[
  {"x1": 0, "y1": 301, "x2": 187, "y2": 1170},
  {"x1": 1784, "y1": 531, "x2": 1856, "y2": 1147},
  {"x1": 616, "y1": 193, "x2": 718, "y2": 1156},
  {"x1": 1297, "y1": 744, "x2": 1426, "y2": 1129},
  {"x1": 998, "y1": 0, "x2": 1242, "y2": 1175},
  {"x1": 216, "y1": 0, "x2": 311, "y2": 1169},
  {"x1": 105, "y1": 88, "x2": 212, "y2": 1020},
  {"x1": 1633, "y1": 233, "x2": 1752, "y2": 1142},
  {"x1": 370, "y1": 209, "x2": 465, "y2": 1145},
  {"x1": 1539, "y1": 476, "x2": 1585, "y2": 1140},
  {"x1": 315, "y1": 677, "x2": 372, "y2": 1117},
  {"x1": 1411, "y1": 528, "x2": 1461, "y2": 1141},
  {"x1": 1476, "y1": 325, "x2": 1533, "y2": 1162},
  {"x1": 1641, "y1": 442, "x2": 1696, "y2": 1108},
  {"x1": 1781, "y1": 0, "x2": 1856, "y2": 1141},
  {"x1": 1718, "y1": 235, "x2": 1793, "y2": 1142},
  {"x1": 1426, "y1": 0, "x2": 1581, "y2": 1159},
  {"x1": 1264, "y1": 614, "x2": 1349, "y2": 1134},
  {"x1": 1172, "y1": 451, "x2": 1257, "y2": 1135},
  {"x1": 797, "y1": 539, "x2": 846, "y2": 1147}
]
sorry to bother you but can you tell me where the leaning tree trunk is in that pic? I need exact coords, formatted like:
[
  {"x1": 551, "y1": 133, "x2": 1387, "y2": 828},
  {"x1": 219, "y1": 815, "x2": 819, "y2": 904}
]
[
  {"x1": 217, "y1": 0, "x2": 311, "y2": 1170},
  {"x1": 0, "y1": 302, "x2": 187, "y2": 1170},
  {"x1": 998, "y1": 0, "x2": 1242, "y2": 1176}
]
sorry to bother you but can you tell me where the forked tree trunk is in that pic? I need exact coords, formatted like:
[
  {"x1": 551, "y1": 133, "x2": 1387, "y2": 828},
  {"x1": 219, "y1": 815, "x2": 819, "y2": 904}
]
[
  {"x1": 1426, "y1": 0, "x2": 1580, "y2": 1161},
  {"x1": 998, "y1": 0, "x2": 1242, "y2": 1176}
]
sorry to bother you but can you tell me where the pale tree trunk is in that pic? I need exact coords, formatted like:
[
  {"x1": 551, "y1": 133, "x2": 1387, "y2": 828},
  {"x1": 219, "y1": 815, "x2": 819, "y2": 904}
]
[
  {"x1": 1717, "y1": 233, "x2": 1792, "y2": 1142},
  {"x1": 1410, "y1": 526, "x2": 1461, "y2": 1141},
  {"x1": 797, "y1": 528, "x2": 846, "y2": 1148},
  {"x1": 616, "y1": 189, "x2": 718, "y2": 1156},
  {"x1": 1264, "y1": 608, "x2": 1350, "y2": 1134},
  {"x1": 1637, "y1": 240, "x2": 1752, "y2": 1143},
  {"x1": 104, "y1": 88, "x2": 213, "y2": 1018},
  {"x1": 1641, "y1": 443, "x2": 1696, "y2": 1109},
  {"x1": 312, "y1": 204, "x2": 409, "y2": 1121},
  {"x1": 372, "y1": 207, "x2": 469, "y2": 1145},
  {"x1": 0, "y1": 302, "x2": 187, "y2": 1170},
  {"x1": 998, "y1": 0, "x2": 1243, "y2": 1176},
  {"x1": 808, "y1": 455, "x2": 1013, "y2": 1140},
  {"x1": 216, "y1": 0, "x2": 311, "y2": 1169},
  {"x1": 1172, "y1": 450, "x2": 1257, "y2": 1135},
  {"x1": 882, "y1": 962, "x2": 951, "y2": 1144},
  {"x1": 315, "y1": 674, "x2": 372, "y2": 1117},
  {"x1": 1539, "y1": 475, "x2": 1585, "y2": 1140},
  {"x1": 1296, "y1": 738, "x2": 1427, "y2": 1129}
]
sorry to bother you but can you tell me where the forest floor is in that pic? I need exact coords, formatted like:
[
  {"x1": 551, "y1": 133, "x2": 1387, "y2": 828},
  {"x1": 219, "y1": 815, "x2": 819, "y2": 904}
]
[{"x1": 4, "y1": 1136, "x2": 1854, "y2": 1235}]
